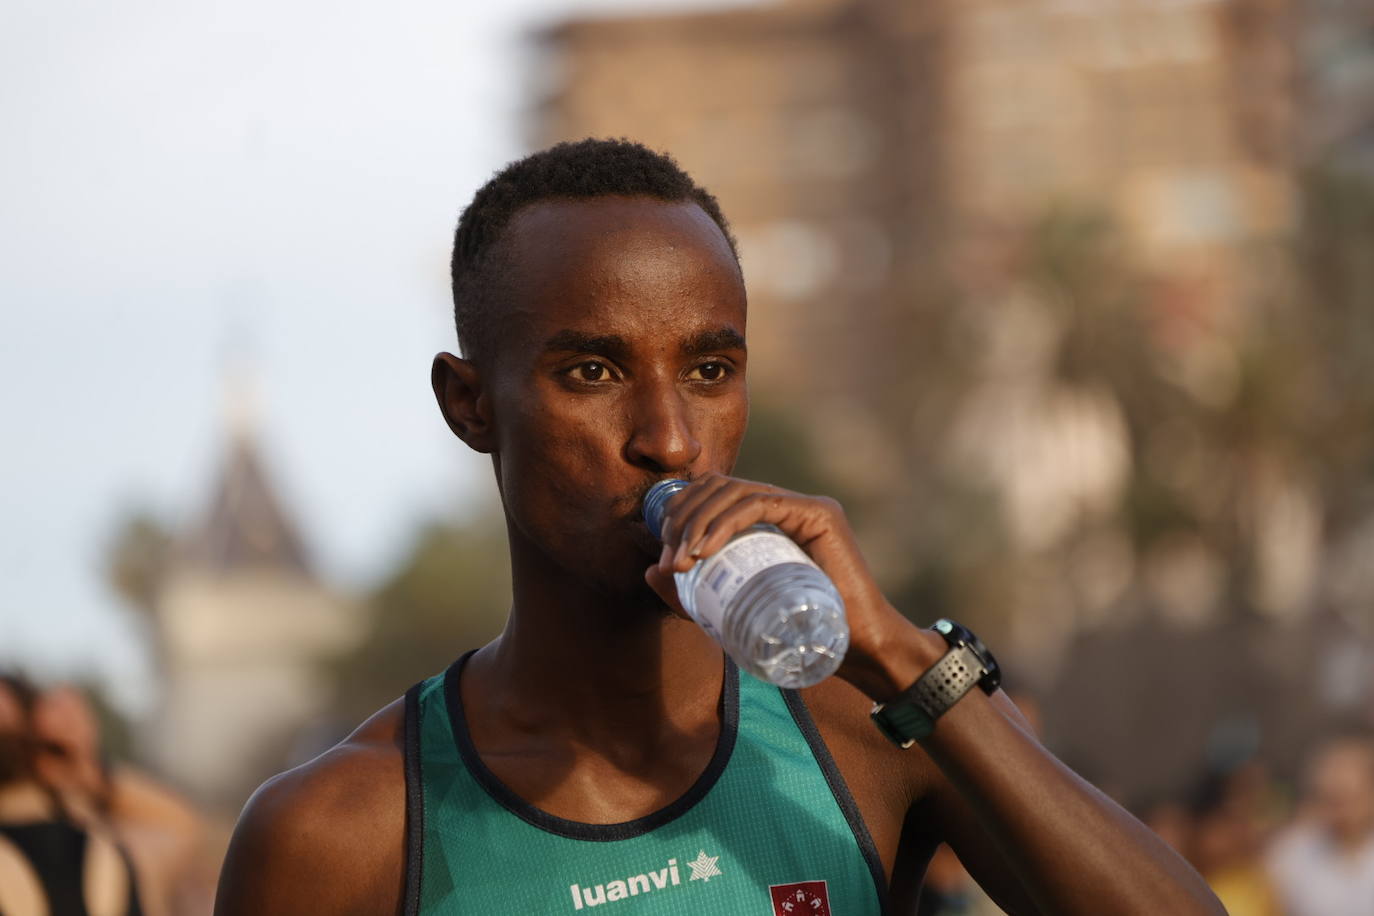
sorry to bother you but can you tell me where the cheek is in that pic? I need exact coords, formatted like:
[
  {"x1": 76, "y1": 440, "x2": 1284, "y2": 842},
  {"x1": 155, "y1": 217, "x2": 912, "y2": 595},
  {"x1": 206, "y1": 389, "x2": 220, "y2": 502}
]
[
  {"x1": 496, "y1": 397, "x2": 631, "y2": 519},
  {"x1": 704, "y1": 396, "x2": 749, "y2": 469},
  {"x1": 505, "y1": 398, "x2": 626, "y2": 471}
]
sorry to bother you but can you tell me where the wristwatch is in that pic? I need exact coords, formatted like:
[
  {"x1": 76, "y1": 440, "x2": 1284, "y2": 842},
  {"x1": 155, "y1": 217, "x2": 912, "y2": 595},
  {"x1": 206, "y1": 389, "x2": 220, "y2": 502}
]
[{"x1": 870, "y1": 619, "x2": 1002, "y2": 748}]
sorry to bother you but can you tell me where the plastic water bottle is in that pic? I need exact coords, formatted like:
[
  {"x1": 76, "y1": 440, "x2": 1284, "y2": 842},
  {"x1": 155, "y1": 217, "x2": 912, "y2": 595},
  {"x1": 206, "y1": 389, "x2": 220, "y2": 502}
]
[{"x1": 642, "y1": 479, "x2": 849, "y2": 688}]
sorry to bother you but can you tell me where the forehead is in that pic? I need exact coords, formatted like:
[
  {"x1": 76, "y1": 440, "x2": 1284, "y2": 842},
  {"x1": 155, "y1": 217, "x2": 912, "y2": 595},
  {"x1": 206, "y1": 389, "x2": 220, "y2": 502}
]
[{"x1": 496, "y1": 196, "x2": 745, "y2": 345}]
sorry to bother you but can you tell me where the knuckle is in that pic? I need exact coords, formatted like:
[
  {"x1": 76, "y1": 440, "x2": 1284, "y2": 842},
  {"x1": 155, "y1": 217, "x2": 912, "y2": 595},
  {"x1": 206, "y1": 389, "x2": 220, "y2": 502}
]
[{"x1": 814, "y1": 495, "x2": 843, "y2": 515}]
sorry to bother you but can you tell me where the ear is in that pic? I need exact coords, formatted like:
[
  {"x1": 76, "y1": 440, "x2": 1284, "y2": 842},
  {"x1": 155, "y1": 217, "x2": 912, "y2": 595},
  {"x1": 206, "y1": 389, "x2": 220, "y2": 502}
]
[{"x1": 431, "y1": 352, "x2": 496, "y2": 453}]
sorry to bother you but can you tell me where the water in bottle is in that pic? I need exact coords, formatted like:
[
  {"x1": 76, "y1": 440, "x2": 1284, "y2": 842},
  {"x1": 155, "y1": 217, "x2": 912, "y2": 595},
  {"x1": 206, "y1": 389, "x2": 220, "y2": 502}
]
[{"x1": 642, "y1": 478, "x2": 849, "y2": 688}]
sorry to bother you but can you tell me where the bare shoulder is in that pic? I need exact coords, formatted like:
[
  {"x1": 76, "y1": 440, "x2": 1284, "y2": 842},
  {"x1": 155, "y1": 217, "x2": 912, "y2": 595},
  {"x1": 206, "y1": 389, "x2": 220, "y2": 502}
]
[
  {"x1": 798, "y1": 675, "x2": 936, "y2": 801},
  {"x1": 794, "y1": 677, "x2": 937, "y2": 880},
  {"x1": 214, "y1": 697, "x2": 409, "y2": 916}
]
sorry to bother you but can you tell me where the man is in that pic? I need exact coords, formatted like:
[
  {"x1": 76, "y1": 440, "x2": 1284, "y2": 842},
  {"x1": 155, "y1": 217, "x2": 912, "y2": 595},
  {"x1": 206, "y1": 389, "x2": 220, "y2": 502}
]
[
  {"x1": 33, "y1": 684, "x2": 207, "y2": 916},
  {"x1": 0, "y1": 675, "x2": 144, "y2": 916},
  {"x1": 1268, "y1": 734, "x2": 1374, "y2": 916},
  {"x1": 215, "y1": 139, "x2": 1223, "y2": 914}
]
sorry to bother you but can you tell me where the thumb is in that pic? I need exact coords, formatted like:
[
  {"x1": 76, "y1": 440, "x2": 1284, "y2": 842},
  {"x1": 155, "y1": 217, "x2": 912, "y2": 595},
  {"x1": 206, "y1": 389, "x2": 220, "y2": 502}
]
[{"x1": 645, "y1": 562, "x2": 689, "y2": 620}]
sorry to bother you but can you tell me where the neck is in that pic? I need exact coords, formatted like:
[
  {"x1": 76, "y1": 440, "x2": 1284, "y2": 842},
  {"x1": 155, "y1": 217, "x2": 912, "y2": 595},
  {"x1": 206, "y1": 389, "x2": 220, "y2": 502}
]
[
  {"x1": 468, "y1": 534, "x2": 724, "y2": 743},
  {"x1": 0, "y1": 781, "x2": 56, "y2": 822},
  {"x1": 1333, "y1": 823, "x2": 1374, "y2": 855}
]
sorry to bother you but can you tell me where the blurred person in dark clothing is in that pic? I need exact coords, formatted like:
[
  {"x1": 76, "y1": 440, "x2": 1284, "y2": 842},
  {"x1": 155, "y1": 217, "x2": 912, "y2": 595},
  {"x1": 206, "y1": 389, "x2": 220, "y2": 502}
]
[
  {"x1": 1269, "y1": 734, "x2": 1374, "y2": 916},
  {"x1": 1185, "y1": 766, "x2": 1281, "y2": 916},
  {"x1": 31, "y1": 685, "x2": 207, "y2": 916},
  {"x1": 0, "y1": 673, "x2": 143, "y2": 916}
]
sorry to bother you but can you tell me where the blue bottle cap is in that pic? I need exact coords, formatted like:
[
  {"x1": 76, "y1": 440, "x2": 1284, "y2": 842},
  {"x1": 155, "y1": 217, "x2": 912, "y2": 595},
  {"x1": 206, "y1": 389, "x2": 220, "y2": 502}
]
[{"x1": 642, "y1": 479, "x2": 690, "y2": 541}]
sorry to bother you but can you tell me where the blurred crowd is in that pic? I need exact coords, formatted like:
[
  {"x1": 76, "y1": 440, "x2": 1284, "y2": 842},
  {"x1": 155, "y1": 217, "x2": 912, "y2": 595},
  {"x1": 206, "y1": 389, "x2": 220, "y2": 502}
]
[
  {"x1": 5, "y1": 669, "x2": 1374, "y2": 915},
  {"x1": 920, "y1": 723, "x2": 1374, "y2": 916},
  {"x1": 0, "y1": 674, "x2": 210, "y2": 916}
]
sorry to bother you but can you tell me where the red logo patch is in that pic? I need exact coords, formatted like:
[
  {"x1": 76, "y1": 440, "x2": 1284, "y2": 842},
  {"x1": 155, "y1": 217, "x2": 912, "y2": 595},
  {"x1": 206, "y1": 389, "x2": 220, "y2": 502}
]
[{"x1": 769, "y1": 880, "x2": 831, "y2": 916}]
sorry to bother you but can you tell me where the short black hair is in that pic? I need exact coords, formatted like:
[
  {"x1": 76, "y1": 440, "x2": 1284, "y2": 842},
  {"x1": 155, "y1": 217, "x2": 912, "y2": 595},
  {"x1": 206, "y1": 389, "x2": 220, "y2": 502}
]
[{"x1": 450, "y1": 137, "x2": 739, "y2": 361}]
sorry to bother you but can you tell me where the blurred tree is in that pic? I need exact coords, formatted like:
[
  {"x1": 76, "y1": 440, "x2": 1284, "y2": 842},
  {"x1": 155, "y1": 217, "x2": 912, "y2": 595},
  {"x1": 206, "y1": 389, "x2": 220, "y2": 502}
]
[
  {"x1": 105, "y1": 511, "x2": 173, "y2": 618},
  {"x1": 922, "y1": 171, "x2": 1374, "y2": 794},
  {"x1": 104, "y1": 510, "x2": 174, "y2": 678},
  {"x1": 872, "y1": 166, "x2": 1374, "y2": 658},
  {"x1": 325, "y1": 516, "x2": 512, "y2": 725},
  {"x1": 80, "y1": 680, "x2": 137, "y2": 764},
  {"x1": 1295, "y1": 169, "x2": 1374, "y2": 532},
  {"x1": 734, "y1": 400, "x2": 851, "y2": 505}
]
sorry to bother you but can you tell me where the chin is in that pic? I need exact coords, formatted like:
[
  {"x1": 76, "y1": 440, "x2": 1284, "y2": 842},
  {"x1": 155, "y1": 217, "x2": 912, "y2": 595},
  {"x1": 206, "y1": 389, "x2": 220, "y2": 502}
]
[{"x1": 579, "y1": 557, "x2": 673, "y2": 618}]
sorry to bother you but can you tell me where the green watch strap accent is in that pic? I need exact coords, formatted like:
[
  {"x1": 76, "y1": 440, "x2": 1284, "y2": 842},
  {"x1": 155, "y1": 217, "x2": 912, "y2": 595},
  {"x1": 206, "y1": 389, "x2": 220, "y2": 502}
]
[
  {"x1": 870, "y1": 644, "x2": 984, "y2": 747},
  {"x1": 870, "y1": 619, "x2": 1001, "y2": 749}
]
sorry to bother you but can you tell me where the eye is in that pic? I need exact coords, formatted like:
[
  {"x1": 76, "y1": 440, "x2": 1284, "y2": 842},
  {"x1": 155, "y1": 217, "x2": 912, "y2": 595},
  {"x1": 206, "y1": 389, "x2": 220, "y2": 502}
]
[
  {"x1": 570, "y1": 360, "x2": 610, "y2": 382},
  {"x1": 689, "y1": 361, "x2": 730, "y2": 382}
]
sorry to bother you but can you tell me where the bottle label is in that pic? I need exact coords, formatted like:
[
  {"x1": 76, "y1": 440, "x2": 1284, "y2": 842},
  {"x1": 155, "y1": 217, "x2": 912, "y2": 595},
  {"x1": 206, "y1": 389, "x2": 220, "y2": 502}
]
[{"x1": 688, "y1": 529, "x2": 818, "y2": 636}]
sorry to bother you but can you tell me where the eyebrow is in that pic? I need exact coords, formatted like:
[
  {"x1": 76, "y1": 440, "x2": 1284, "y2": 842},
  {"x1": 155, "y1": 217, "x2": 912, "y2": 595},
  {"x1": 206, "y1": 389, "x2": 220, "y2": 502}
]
[
  {"x1": 542, "y1": 330, "x2": 632, "y2": 362},
  {"x1": 681, "y1": 327, "x2": 747, "y2": 356},
  {"x1": 541, "y1": 327, "x2": 746, "y2": 359}
]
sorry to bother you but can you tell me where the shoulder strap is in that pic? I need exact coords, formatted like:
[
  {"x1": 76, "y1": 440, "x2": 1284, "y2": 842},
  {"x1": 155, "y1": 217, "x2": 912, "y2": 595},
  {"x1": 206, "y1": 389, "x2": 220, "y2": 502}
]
[
  {"x1": 403, "y1": 681, "x2": 425, "y2": 916},
  {"x1": 780, "y1": 688, "x2": 890, "y2": 912}
]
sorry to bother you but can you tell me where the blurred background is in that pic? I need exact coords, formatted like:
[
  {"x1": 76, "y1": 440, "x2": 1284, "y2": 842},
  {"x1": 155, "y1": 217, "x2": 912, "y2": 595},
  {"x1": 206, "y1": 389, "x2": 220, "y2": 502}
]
[{"x1": 3, "y1": 0, "x2": 1374, "y2": 912}]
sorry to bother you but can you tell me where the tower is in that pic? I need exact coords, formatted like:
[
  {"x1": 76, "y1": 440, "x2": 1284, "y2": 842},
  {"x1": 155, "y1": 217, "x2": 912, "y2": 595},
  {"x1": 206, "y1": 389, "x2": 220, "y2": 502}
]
[{"x1": 147, "y1": 382, "x2": 360, "y2": 807}]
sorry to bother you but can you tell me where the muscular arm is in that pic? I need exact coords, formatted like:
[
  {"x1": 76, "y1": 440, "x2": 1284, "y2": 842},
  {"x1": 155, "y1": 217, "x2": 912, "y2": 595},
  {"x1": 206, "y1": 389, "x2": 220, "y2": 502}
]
[
  {"x1": 857, "y1": 630, "x2": 1222, "y2": 916},
  {"x1": 650, "y1": 474, "x2": 1224, "y2": 916},
  {"x1": 214, "y1": 699, "x2": 407, "y2": 916},
  {"x1": 839, "y1": 610, "x2": 1226, "y2": 916}
]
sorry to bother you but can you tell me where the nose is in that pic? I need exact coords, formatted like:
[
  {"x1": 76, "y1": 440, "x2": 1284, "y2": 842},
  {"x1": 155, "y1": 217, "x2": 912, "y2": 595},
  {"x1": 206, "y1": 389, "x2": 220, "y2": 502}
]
[{"x1": 624, "y1": 380, "x2": 701, "y2": 473}]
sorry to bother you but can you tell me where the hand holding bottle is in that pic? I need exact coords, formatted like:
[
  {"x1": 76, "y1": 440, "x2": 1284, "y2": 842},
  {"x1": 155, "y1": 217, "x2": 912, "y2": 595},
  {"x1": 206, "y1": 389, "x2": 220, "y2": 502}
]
[{"x1": 644, "y1": 474, "x2": 937, "y2": 698}]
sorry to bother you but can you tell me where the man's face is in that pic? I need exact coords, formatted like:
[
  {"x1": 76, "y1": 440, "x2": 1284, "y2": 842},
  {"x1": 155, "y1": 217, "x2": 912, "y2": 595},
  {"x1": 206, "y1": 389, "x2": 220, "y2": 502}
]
[
  {"x1": 482, "y1": 195, "x2": 748, "y2": 597},
  {"x1": 1309, "y1": 742, "x2": 1374, "y2": 843}
]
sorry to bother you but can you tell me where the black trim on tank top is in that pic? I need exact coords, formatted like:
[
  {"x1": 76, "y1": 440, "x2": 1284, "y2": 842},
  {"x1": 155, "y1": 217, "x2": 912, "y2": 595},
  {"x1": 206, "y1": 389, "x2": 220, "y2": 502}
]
[
  {"x1": 402, "y1": 682, "x2": 425, "y2": 916},
  {"x1": 442, "y1": 650, "x2": 740, "y2": 842},
  {"x1": 0, "y1": 821, "x2": 91, "y2": 916},
  {"x1": 781, "y1": 688, "x2": 892, "y2": 916}
]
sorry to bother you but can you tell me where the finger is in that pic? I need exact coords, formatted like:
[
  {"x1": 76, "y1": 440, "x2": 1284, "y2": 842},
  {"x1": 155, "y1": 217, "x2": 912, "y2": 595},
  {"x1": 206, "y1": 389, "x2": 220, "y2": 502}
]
[
  {"x1": 692, "y1": 491, "x2": 818, "y2": 563},
  {"x1": 658, "y1": 474, "x2": 731, "y2": 548},
  {"x1": 672, "y1": 480, "x2": 786, "y2": 570},
  {"x1": 655, "y1": 541, "x2": 675, "y2": 577}
]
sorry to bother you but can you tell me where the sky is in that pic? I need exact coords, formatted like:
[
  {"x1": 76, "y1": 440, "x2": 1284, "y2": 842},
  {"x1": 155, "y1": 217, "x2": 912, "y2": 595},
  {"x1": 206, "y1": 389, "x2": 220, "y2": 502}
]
[{"x1": 0, "y1": 0, "x2": 753, "y2": 714}]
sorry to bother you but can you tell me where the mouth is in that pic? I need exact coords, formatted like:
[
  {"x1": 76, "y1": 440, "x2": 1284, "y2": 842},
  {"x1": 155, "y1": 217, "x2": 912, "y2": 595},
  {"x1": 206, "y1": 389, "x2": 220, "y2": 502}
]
[{"x1": 621, "y1": 479, "x2": 682, "y2": 556}]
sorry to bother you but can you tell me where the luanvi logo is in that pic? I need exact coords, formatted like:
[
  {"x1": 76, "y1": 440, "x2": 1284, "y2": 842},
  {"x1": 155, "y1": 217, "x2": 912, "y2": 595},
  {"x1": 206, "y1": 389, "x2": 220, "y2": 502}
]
[{"x1": 568, "y1": 851, "x2": 723, "y2": 909}]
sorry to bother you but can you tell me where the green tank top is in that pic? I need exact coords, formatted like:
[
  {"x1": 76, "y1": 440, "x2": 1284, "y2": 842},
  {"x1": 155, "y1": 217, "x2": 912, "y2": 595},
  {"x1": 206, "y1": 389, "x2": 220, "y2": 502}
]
[{"x1": 402, "y1": 653, "x2": 888, "y2": 915}]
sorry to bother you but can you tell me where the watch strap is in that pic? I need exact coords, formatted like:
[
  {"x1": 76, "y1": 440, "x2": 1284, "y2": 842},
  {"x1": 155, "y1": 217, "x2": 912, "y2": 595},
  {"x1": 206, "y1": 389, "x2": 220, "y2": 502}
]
[{"x1": 871, "y1": 643, "x2": 986, "y2": 748}]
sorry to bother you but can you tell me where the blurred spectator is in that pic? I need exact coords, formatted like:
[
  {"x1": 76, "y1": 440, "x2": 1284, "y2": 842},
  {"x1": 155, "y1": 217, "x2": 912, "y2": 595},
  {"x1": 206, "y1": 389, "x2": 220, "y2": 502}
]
[
  {"x1": 1185, "y1": 764, "x2": 1282, "y2": 916},
  {"x1": 1139, "y1": 797, "x2": 1192, "y2": 855},
  {"x1": 32, "y1": 684, "x2": 208, "y2": 916},
  {"x1": 32, "y1": 686, "x2": 207, "y2": 916},
  {"x1": 0, "y1": 675, "x2": 208, "y2": 916},
  {"x1": 1269, "y1": 734, "x2": 1374, "y2": 916},
  {"x1": 915, "y1": 842, "x2": 974, "y2": 916},
  {"x1": 0, "y1": 673, "x2": 143, "y2": 915}
]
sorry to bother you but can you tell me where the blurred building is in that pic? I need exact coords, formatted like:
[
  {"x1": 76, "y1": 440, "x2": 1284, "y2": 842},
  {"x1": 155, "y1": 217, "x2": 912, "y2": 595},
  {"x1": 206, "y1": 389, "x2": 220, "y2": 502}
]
[
  {"x1": 535, "y1": 0, "x2": 1313, "y2": 369},
  {"x1": 144, "y1": 396, "x2": 361, "y2": 808},
  {"x1": 532, "y1": 0, "x2": 1365, "y2": 603},
  {"x1": 533, "y1": 0, "x2": 1305, "y2": 528},
  {"x1": 536, "y1": 0, "x2": 940, "y2": 429},
  {"x1": 532, "y1": 0, "x2": 1374, "y2": 797}
]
